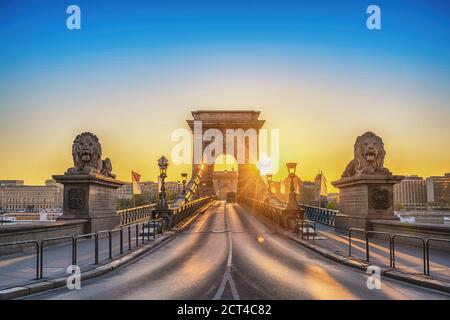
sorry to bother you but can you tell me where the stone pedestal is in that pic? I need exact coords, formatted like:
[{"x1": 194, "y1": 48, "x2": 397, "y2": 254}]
[
  {"x1": 53, "y1": 174, "x2": 124, "y2": 233},
  {"x1": 332, "y1": 174, "x2": 404, "y2": 231}
]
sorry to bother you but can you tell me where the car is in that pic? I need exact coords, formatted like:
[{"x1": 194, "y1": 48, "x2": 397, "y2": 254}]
[{"x1": 226, "y1": 192, "x2": 236, "y2": 203}]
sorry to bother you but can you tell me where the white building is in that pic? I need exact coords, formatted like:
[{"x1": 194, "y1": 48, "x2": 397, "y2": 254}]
[
  {"x1": 116, "y1": 183, "x2": 133, "y2": 199},
  {"x1": 393, "y1": 176, "x2": 427, "y2": 208},
  {"x1": 0, "y1": 179, "x2": 63, "y2": 213}
]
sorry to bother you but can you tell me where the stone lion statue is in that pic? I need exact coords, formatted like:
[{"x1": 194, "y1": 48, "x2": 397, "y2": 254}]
[
  {"x1": 66, "y1": 132, "x2": 116, "y2": 178},
  {"x1": 341, "y1": 131, "x2": 391, "y2": 178}
]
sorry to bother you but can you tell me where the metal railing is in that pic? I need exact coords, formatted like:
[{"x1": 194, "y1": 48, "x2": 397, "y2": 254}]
[
  {"x1": 0, "y1": 197, "x2": 211, "y2": 282},
  {"x1": 297, "y1": 219, "x2": 316, "y2": 241},
  {"x1": 300, "y1": 204, "x2": 337, "y2": 227},
  {"x1": 118, "y1": 204, "x2": 156, "y2": 226},
  {"x1": 74, "y1": 233, "x2": 97, "y2": 265},
  {"x1": 347, "y1": 228, "x2": 441, "y2": 275},
  {"x1": 426, "y1": 238, "x2": 450, "y2": 276},
  {"x1": 40, "y1": 236, "x2": 75, "y2": 279},
  {"x1": 239, "y1": 197, "x2": 287, "y2": 226},
  {"x1": 169, "y1": 197, "x2": 213, "y2": 228},
  {"x1": 0, "y1": 241, "x2": 40, "y2": 279},
  {"x1": 0, "y1": 218, "x2": 166, "y2": 281},
  {"x1": 367, "y1": 231, "x2": 392, "y2": 267},
  {"x1": 392, "y1": 234, "x2": 426, "y2": 275},
  {"x1": 348, "y1": 228, "x2": 367, "y2": 258}
]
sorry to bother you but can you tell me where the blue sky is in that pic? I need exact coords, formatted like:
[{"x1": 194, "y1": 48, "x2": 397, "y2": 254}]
[{"x1": 1, "y1": 0, "x2": 449, "y2": 73}]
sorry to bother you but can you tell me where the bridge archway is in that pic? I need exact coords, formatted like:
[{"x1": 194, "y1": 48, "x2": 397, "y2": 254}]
[{"x1": 187, "y1": 110, "x2": 267, "y2": 199}]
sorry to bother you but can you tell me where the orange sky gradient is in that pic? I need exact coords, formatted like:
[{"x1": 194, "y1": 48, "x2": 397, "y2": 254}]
[{"x1": 0, "y1": 52, "x2": 448, "y2": 193}]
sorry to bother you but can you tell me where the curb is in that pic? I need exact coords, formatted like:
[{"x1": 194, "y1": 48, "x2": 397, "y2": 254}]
[
  {"x1": 243, "y1": 205, "x2": 450, "y2": 294},
  {"x1": 0, "y1": 201, "x2": 215, "y2": 300}
]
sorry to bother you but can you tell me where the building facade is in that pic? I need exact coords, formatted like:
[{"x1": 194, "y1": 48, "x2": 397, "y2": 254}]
[
  {"x1": 165, "y1": 181, "x2": 182, "y2": 199},
  {"x1": 0, "y1": 179, "x2": 63, "y2": 213},
  {"x1": 116, "y1": 183, "x2": 133, "y2": 200},
  {"x1": 116, "y1": 180, "x2": 180, "y2": 203},
  {"x1": 393, "y1": 175, "x2": 427, "y2": 208},
  {"x1": 140, "y1": 181, "x2": 159, "y2": 201},
  {"x1": 426, "y1": 173, "x2": 450, "y2": 206}
]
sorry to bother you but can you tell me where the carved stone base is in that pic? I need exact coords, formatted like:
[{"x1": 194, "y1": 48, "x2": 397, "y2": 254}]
[
  {"x1": 53, "y1": 174, "x2": 124, "y2": 233},
  {"x1": 332, "y1": 174, "x2": 404, "y2": 231}
]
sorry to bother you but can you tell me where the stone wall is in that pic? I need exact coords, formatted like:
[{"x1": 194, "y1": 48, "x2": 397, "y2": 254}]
[{"x1": 0, "y1": 220, "x2": 87, "y2": 255}]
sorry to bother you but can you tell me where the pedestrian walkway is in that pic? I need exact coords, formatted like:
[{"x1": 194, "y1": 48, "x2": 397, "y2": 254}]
[
  {"x1": 0, "y1": 226, "x2": 155, "y2": 290},
  {"x1": 307, "y1": 224, "x2": 450, "y2": 282}
]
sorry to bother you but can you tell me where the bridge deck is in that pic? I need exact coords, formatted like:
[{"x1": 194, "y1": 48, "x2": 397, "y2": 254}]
[{"x1": 8, "y1": 201, "x2": 449, "y2": 300}]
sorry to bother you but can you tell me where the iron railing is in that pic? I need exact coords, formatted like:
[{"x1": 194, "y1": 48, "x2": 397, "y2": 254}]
[
  {"x1": 239, "y1": 197, "x2": 285, "y2": 224},
  {"x1": 241, "y1": 198, "x2": 449, "y2": 278},
  {"x1": 0, "y1": 198, "x2": 211, "y2": 282},
  {"x1": 1, "y1": 218, "x2": 165, "y2": 281},
  {"x1": 40, "y1": 236, "x2": 75, "y2": 279},
  {"x1": 426, "y1": 238, "x2": 450, "y2": 276},
  {"x1": 118, "y1": 204, "x2": 156, "y2": 226},
  {"x1": 0, "y1": 240, "x2": 40, "y2": 279},
  {"x1": 169, "y1": 197, "x2": 213, "y2": 227},
  {"x1": 297, "y1": 219, "x2": 316, "y2": 241},
  {"x1": 300, "y1": 204, "x2": 337, "y2": 227},
  {"x1": 392, "y1": 234, "x2": 426, "y2": 274},
  {"x1": 346, "y1": 228, "x2": 443, "y2": 275},
  {"x1": 239, "y1": 197, "x2": 302, "y2": 230}
]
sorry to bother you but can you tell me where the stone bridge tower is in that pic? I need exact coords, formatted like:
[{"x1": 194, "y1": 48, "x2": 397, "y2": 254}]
[{"x1": 187, "y1": 110, "x2": 266, "y2": 199}]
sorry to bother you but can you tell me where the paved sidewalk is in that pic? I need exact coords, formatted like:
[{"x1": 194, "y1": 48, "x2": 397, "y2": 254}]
[
  {"x1": 0, "y1": 226, "x2": 157, "y2": 290},
  {"x1": 307, "y1": 224, "x2": 450, "y2": 282}
]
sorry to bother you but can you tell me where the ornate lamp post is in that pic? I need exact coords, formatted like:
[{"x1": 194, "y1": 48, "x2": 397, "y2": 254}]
[
  {"x1": 157, "y1": 156, "x2": 169, "y2": 209},
  {"x1": 286, "y1": 162, "x2": 298, "y2": 210},
  {"x1": 266, "y1": 174, "x2": 273, "y2": 195},
  {"x1": 181, "y1": 173, "x2": 188, "y2": 195}
]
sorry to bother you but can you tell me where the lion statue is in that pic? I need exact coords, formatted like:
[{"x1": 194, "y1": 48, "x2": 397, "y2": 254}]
[
  {"x1": 66, "y1": 132, "x2": 116, "y2": 178},
  {"x1": 341, "y1": 131, "x2": 391, "y2": 178}
]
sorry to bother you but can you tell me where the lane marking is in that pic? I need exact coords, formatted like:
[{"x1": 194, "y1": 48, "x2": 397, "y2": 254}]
[{"x1": 213, "y1": 202, "x2": 240, "y2": 300}]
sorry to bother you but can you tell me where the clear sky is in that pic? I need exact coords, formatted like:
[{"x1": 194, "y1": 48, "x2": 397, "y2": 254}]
[{"x1": 0, "y1": 0, "x2": 449, "y2": 190}]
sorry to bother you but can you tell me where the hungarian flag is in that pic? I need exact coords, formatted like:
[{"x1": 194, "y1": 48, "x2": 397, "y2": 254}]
[{"x1": 131, "y1": 171, "x2": 142, "y2": 195}]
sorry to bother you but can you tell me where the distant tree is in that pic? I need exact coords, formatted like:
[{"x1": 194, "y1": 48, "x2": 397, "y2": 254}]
[
  {"x1": 133, "y1": 194, "x2": 149, "y2": 207},
  {"x1": 326, "y1": 202, "x2": 339, "y2": 210},
  {"x1": 167, "y1": 191, "x2": 180, "y2": 202},
  {"x1": 116, "y1": 199, "x2": 132, "y2": 210}
]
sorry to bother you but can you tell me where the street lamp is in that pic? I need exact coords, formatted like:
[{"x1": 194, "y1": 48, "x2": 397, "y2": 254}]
[
  {"x1": 158, "y1": 156, "x2": 169, "y2": 209},
  {"x1": 266, "y1": 174, "x2": 273, "y2": 195},
  {"x1": 181, "y1": 173, "x2": 188, "y2": 195},
  {"x1": 286, "y1": 162, "x2": 298, "y2": 210},
  {"x1": 286, "y1": 162, "x2": 297, "y2": 177}
]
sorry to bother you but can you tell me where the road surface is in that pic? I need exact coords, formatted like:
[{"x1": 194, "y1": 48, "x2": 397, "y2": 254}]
[{"x1": 25, "y1": 201, "x2": 450, "y2": 300}]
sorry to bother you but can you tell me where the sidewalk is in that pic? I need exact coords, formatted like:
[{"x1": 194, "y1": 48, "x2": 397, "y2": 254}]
[
  {"x1": 310, "y1": 224, "x2": 450, "y2": 282},
  {"x1": 239, "y1": 203, "x2": 450, "y2": 292},
  {"x1": 0, "y1": 200, "x2": 215, "y2": 297},
  {"x1": 0, "y1": 227, "x2": 152, "y2": 290}
]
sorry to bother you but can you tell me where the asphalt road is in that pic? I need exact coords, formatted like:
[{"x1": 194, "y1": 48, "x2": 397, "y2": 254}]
[{"x1": 25, "y1": 201, "x2": 450, "y2": 300}]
